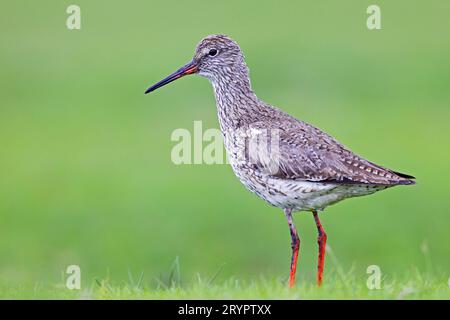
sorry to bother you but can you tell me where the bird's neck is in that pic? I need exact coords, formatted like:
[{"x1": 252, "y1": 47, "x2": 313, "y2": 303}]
[{"x1": 210, "y1": 67, "x2": 263, "y2": 132}]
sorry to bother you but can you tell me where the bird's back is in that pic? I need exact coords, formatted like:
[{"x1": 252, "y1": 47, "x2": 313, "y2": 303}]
[{"x1": 232, "y1": 102, "x2": 415, "y2": 186}]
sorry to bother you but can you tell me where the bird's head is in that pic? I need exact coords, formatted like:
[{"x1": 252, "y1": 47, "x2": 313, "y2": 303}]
[{"x1": 145, "y1": 34, "x2": 247, "y2": 94}]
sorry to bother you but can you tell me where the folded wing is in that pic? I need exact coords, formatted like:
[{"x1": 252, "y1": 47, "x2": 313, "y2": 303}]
[{"x1": 246, "y1": 119, "x2": 415, "y2": 186}]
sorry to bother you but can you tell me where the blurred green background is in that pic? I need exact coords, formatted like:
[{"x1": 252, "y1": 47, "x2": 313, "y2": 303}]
[{"x1": 0, "y1": 0, "x2": 449, "y2": 292}]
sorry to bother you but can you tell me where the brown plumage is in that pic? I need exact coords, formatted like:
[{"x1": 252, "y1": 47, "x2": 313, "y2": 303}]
[
  {"x1": 246, "y1": 116, "x2": 415, "y2": 185},
  {"x1": 145, "y1": 34, "x2": 415, "y2": 287}
]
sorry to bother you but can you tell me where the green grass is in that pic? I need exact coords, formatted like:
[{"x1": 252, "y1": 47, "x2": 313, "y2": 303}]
[
  {"x1": 2, "y1": 255, "x2": 449, "y2": 299},
  {"x1": 91, "y1": 274, "x2": 450, "y2": 300},
  {"x1": 2, "y1": 270, "x2": 449, "y2": 300},
  {"x1": 0, "y1": 0, "x2": 449, "y2": 299}
]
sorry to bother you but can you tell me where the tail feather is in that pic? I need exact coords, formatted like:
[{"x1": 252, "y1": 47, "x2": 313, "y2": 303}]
[{"x1": 393, "y1": 171, "x2": 416, "y2": 185}]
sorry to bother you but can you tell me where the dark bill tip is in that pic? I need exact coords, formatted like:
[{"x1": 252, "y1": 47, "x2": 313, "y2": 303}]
[{"x1": 144, "y1": 60, "x2": 198, "y2": 94}]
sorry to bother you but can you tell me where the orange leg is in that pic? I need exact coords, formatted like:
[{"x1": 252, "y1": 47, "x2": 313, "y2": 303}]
[
  {"x1": 313, "y1": 210, "x2": 327, "y2": 286},
  {"x1": 284, "y1": 208, "x2": 300, "y2": 288}
]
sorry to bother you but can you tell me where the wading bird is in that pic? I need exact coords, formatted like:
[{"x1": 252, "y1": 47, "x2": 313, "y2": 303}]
[{"x1": 145, "y1": 35, "x2": 415, "y2": 287}]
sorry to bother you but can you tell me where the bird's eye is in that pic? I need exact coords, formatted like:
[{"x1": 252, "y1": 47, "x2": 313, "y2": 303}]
[{"x1": 208, "y1": 49, "x2": 218, "y2": 57}]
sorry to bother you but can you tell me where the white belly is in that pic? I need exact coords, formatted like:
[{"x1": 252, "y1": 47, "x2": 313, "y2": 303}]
[{"x1": 230, "y1": 163, "x2": 388, "y2": 212}]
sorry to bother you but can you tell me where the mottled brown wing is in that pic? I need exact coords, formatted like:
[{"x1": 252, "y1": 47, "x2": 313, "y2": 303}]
[{"x1": 248, "y1": 119, "x2": 415, "y2": 185}]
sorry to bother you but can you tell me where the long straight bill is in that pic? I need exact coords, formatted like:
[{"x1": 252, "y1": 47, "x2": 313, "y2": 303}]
[{"x1": 145, "y1": 60, "x2": 198, "y2": 94}]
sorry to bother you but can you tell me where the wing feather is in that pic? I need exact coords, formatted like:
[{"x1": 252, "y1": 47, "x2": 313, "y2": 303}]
[{"x1": 245, "y1": 119, "x2": 414, "y2": 185}]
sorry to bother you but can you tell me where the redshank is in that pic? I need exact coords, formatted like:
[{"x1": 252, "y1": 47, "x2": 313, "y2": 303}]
[{"x1": 145, "y1": 35, "x2": 415, "y2": 287}]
